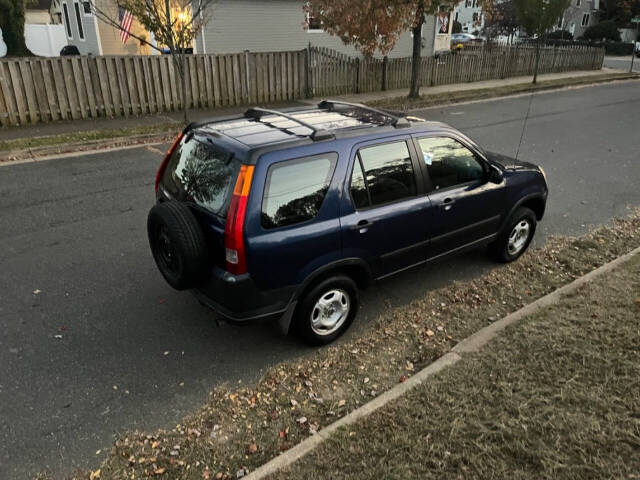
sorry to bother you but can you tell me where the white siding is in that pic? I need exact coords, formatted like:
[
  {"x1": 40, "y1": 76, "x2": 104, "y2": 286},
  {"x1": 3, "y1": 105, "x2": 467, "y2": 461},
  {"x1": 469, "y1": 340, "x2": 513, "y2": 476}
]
[{"x1": 200, "y1": 0, "x2": 437, "y2": 58}]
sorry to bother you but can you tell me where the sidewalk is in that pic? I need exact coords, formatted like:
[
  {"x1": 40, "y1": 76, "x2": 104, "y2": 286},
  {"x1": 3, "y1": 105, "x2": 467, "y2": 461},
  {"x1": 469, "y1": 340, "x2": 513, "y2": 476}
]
[
  {"x1": 0, "y1": 67, "x2": 629, "y2": 143},
  {"x1": 272, "y1": 253, "x2": 640, "y2": 479}
]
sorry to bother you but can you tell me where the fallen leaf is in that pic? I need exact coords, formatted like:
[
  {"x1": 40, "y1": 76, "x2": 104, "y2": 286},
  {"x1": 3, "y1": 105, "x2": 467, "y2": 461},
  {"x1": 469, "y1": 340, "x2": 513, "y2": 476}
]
[
  {"x1": 154, "y1": 467, "x2": 166, "y2": 475},
  {"x1": 296, "y1": 416, "x2": 307, "y2": 424},
  {"x1": 202, "y1": 471, "x2": 211, "y2": 479},
  {"x1": 151, "y1": 441, "x2": 160, "y2": 448},
  {"x1": 89, "y1": 470, "x2": 101, "y2": 480},
  {"x1": 399, "y1": 375, "x2": 407, "y2": 383},
  {"x1": 95, "y1": 449, "x2": 101, "y2": 455},
  {"x1": 425, "y1": 329, "x2": 435, "y2": 337},
  {"x1": 290, "y1": 399, "x2": 299, "y2": 407},
  {"x1": 337, "y1": 399, "x2": 346, "y2": 407},
  {"x1": 54, "y1": 334, "x2": 63, "y2": 340},
  {"x1": 247, "y1": 443, "x2": 258, "y2": 454},
  {"x1": 33, "y1": 289, "x2": 41, "y2": 295}
]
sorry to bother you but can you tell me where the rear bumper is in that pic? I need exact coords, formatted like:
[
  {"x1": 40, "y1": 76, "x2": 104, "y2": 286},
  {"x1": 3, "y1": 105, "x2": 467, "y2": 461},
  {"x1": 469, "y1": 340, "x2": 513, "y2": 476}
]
[{"x1": 191, "y1": 266, "x2": 296, "y2": 323}]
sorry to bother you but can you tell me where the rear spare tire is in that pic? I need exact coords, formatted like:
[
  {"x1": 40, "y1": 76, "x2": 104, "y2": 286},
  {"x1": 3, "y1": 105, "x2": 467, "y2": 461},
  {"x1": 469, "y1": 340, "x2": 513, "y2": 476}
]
[{"x1": 147, "y1": 201, "x2": 210, "y2": 290}]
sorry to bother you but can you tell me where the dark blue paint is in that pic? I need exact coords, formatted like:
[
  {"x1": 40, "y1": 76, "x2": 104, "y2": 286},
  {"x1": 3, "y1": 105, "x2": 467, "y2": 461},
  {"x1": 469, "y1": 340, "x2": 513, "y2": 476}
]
[{"x1": 159, "y1": 113, "x2": 548, "y2": 323}]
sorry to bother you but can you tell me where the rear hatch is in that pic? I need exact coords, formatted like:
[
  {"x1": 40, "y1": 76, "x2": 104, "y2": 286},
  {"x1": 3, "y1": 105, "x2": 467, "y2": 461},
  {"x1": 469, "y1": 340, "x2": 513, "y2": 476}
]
[{"x1": 159, "y1": 132, "x2": 241, "y2": 268}]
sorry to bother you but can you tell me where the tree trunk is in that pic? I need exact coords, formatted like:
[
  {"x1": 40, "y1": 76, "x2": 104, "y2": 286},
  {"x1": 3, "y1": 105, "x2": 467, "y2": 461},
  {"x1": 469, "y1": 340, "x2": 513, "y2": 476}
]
[
  {"x1": 533, "y1": 36, "x2": 541, "y2": 84},
  {"x1": 408, "y1": 14, "x2": 424, "y2": 99}
]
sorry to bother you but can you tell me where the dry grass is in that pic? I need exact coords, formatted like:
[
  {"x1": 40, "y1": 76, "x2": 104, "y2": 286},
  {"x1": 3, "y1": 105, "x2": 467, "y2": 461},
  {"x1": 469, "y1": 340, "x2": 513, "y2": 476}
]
[
  {"x1": 366, "y1": 73, "x2": 639, "y2": 112},
  {"x1": 50, "y1": 209, "x2": 640, "y2": 480},
  {"x1": 274, "y1": 254, "x2": 640, "y2": 479},
  {"x1": 0, "y1": 123, "x2": 177, "y2": 153}
]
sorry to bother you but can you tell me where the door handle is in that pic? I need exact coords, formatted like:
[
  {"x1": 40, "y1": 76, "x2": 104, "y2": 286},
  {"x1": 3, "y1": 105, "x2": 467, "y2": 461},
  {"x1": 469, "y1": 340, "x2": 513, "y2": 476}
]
[
  {"x1": 441, "y1": 198, "x2": 455, "y2": 211},
  {"x1": 350, "y1": 219, "x2": 374, "y2": 232}
]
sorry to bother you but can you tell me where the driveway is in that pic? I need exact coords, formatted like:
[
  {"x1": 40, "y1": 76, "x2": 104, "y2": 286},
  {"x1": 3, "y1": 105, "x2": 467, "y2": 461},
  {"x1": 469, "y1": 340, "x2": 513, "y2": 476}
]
[{"x1": 1, "y1": 79, "x2": 639, "y2": 479}]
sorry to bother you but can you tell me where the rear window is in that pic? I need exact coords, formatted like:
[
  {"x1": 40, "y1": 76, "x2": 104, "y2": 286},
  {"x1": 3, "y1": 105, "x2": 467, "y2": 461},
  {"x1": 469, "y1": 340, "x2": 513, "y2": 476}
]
[
  {"x1": 261, "y1": 153, "x2": 338, "y2": 229},
  {"x1": 161, "y1": 134, "x2": 241, "y2": 217}
]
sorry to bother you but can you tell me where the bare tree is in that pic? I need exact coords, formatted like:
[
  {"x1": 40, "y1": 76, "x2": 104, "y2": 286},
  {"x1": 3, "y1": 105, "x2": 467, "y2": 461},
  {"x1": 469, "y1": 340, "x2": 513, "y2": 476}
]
[
  {"x1": 90, "y1": 0, "x2": 215, "y2": 123},
  {"x1": 513, "y1": 0, "x2": 570, "y2": 83}
]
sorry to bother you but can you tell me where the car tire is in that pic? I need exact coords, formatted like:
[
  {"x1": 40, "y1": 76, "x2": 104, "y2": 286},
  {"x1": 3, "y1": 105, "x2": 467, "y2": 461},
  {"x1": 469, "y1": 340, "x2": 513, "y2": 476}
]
[
  {"x1": 147, "y1": 201, "x2": 210, "y2": 290},
  {"x1": 293, "y1": 275, "x2": 359, "y2": 346},
  {"x1": 489, "y1": 207, "x2": 537, "y2": 263}
]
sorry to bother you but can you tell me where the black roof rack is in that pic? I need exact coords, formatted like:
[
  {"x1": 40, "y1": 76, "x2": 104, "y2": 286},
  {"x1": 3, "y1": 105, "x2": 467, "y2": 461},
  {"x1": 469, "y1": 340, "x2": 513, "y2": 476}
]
[
  {"x1": 317, "y1": 100, "x2": 411, "y2": 128},
  {"x1": 244, "y1": 107, "x2": 334, "y2": 141}
]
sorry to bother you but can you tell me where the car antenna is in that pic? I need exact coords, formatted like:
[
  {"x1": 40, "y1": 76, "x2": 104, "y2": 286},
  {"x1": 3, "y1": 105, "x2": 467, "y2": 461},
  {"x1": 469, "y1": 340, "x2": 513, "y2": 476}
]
[{"x1": 515, "y1": 91, "x2": 535, "y2": 161}]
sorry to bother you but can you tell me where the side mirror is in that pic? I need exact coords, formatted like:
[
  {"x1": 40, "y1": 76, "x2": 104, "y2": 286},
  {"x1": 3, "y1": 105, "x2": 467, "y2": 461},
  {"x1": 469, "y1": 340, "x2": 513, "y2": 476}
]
[{"x1": 488, "y1": 165, "x2": 504, "y2": 184}]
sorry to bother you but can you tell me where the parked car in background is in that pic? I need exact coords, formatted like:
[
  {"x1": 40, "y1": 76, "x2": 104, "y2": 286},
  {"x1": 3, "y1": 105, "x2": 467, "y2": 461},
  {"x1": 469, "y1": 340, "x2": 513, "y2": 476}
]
[
  {"x1": 451, "y1": 33, "x2": 483, "y2": 44},
  {"x1": 147, "y1": 102, "x2": 548, "y2": 345}
]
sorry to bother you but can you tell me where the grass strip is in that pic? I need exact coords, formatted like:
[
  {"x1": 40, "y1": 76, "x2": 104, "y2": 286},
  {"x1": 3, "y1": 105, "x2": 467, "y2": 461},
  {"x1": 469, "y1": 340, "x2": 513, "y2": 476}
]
[
  {"x1": 48, "y1": 208, "x2": 640, "y2": 480},
  {"x1": 366, "y1": 73, "x2": 638, "y2": 111},
  {"x1": 0, "y1": 123, "x2": 178, "y2": 153},
  {"x1": 274, "y1": 254, "x2": 640, "y2": 479}
]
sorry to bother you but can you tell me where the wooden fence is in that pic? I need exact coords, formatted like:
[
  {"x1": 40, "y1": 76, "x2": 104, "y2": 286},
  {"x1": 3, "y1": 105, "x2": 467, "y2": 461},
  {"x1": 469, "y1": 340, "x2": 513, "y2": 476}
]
[
  {"x1": 0, "y1": 44, "x2": 604, "y2": 127},
  {"x1": 310, "y1": 44, "x2": 605, "y2": 95}
]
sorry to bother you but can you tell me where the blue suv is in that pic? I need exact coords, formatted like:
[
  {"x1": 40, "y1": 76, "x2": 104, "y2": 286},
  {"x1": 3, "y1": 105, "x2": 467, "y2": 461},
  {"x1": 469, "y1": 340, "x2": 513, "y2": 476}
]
[{"x1": 148, "y1": 101, "x2": 548, "y2": 345}]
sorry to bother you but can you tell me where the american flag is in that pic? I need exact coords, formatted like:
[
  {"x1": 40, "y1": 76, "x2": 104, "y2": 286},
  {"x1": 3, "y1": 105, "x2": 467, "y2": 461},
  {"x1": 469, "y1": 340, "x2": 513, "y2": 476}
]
[{"x1": 118, "y1": 6, "x2": 133, "y2": 43}]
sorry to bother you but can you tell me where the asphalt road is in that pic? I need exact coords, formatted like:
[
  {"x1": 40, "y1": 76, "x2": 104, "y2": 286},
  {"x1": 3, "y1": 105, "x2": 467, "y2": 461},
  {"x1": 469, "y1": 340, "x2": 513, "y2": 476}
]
[
  {"x1": 1, "y1": 80, "x2": 639, "y2": 479},
  {"x1": 604, "y1": 55, "x2": 640, "y2": 73}
]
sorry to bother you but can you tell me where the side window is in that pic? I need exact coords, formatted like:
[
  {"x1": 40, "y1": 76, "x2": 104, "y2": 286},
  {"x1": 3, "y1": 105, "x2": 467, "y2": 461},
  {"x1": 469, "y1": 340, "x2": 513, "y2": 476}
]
[
  {"x1": 352, "y1": 141, "x2": 416, "y2": 208},
  {"x1": 261, "y1": 153, "x2": 337, "y2": 229},
  {"x1": 417, "y1": 137, "x2": 484, "y2": 191}
]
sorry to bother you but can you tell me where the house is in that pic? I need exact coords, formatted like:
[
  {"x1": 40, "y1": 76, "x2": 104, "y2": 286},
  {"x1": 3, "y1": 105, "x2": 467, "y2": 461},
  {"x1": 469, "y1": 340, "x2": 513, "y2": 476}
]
[
  {"x1": 195, "y1": 0, "x2": 451, "y2": 58},
  {"x1": 557, "y1": 0, "x2": 600, "y2": 38},
  {"x1": 61, "y1": 0, "x2": 153, "y2": 55},
  {"x1": 24, "y1": 0, "x2": 68, "y2": 56},
  {"x1": 62, "y1": 0, "x2": 451, "y2": 57},
  {"x1": 453, "y1": 0, "x2": 485, "y2": 34}
]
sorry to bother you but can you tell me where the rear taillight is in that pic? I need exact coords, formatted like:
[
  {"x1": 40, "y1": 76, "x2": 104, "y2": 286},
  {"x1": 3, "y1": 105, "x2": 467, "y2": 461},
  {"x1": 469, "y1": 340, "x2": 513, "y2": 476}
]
[
  {"x1": 155, "y1": 132, "x2": 184, "y2": 193},
  {"x1": 224, "y1": 165, "x2": 254, "y2": 275}
]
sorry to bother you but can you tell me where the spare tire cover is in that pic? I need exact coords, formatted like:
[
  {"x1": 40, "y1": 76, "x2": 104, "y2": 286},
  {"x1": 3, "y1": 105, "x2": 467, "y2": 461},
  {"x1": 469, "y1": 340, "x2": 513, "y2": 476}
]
[{"x1": 147, "y1": 201, "x2": 210, "y2": 290}]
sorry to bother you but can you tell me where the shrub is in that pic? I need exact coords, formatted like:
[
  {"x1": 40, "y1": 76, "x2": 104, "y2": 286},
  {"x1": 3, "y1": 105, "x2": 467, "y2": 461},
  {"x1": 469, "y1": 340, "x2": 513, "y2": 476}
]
[{"x1": 583, "y1": 21, "x2": 621, "y2": 42}]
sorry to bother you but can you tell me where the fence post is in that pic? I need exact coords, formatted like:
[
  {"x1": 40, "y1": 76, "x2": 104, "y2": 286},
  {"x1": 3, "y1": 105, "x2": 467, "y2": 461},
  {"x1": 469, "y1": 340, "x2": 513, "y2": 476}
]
[
  {"x1": 244, "y1": 50, "x2": 251, "y2": 104},
  {"x1": 354, "y1": 57, "x2": 360, "y2": 93},
  {"x1": 381, "y1": 55, "x2": 388, "y2": 91},
  {"x1": 305, "y1": 43, "x2": 312, "y2": 98}
]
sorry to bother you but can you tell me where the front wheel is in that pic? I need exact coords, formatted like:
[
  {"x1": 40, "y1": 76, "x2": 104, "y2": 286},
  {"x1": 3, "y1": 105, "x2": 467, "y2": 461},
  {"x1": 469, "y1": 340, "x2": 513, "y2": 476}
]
[
  {"x1": 489, "y1": 207, "x2": 537, "y2": 263},
  {"x1": 293, "y1": 276, "x2": 359, "y2": 346}
]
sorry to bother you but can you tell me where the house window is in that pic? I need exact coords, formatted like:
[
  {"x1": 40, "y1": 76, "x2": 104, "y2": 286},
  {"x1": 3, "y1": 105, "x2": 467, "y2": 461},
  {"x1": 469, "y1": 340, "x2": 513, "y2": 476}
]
[
  {"x1": 581, "y1": 13, "x2": 590, "y2": 26},
  {"x1": 83, "y1": 1, "x2": 91, "y2": 15},
  {"x1": 465, "y1": 0, "x2": 469, "y2": 7},
  {"x1": 73, "y1": 1, "x2": 85, "y2": 39},
  {"x1": 557, "y1": 16, "x2": 563, "y2": 28},
  {"x1": 576, "y1": 0, "x2": 581, "y2": 6},
  {"x1": 62, "y1": 2, "x2": 73, "y2": 39},
  {"x1": 305, "y1": 3, "x2": 322, "y2": 31}
]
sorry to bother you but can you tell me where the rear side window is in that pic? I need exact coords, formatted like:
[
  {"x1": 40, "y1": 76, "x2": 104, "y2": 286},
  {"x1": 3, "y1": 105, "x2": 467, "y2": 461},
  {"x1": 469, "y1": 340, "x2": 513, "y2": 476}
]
[
  {"x1": 261, "y1": 153, "x2": 338, "y2": 229},
  {"x1": 161, "y1": 135, "x2": 241, "y2": 216},
  {"x1": 351, "y1": 140, "x2": 416, "y2": 208}
]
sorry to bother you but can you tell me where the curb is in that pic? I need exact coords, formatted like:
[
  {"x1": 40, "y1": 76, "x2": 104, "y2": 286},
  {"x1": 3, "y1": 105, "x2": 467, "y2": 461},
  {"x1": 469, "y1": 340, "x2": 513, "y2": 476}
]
[{"x1": 244, "y1": 244, "x2": 640, "y2": 480}]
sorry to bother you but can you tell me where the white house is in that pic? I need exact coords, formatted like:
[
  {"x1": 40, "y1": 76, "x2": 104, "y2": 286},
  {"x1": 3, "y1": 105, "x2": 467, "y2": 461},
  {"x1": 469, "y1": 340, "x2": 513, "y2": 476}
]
[{"x1": 453, "y1": 0, "x2": 484, "y2": 34}]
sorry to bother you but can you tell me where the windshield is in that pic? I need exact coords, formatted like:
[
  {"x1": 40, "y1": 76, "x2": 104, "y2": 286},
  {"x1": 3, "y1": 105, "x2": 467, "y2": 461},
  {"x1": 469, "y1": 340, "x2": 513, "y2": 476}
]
[{"x1": 161, "y1": 134, "x2": 241, "y2": 217}]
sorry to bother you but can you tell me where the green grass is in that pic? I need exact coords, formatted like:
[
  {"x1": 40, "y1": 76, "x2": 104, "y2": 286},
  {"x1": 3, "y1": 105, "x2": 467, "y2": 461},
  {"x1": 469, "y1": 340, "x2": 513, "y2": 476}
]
[
  {"x1": 0, "y1": 123, "x2": 177, "y2": 153},
  {"x1": 366, "y1": 72, "x2": 639, "y2": 111},
  {"x1": 274, "y1": 255, "x2": 640, "y2": 479}
]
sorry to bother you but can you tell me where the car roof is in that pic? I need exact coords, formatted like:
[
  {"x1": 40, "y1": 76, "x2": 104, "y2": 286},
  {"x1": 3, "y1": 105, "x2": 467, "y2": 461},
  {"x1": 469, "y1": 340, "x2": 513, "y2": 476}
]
[{"x1": 186, "y1": 101, "x2": 452, "y2": 164}]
